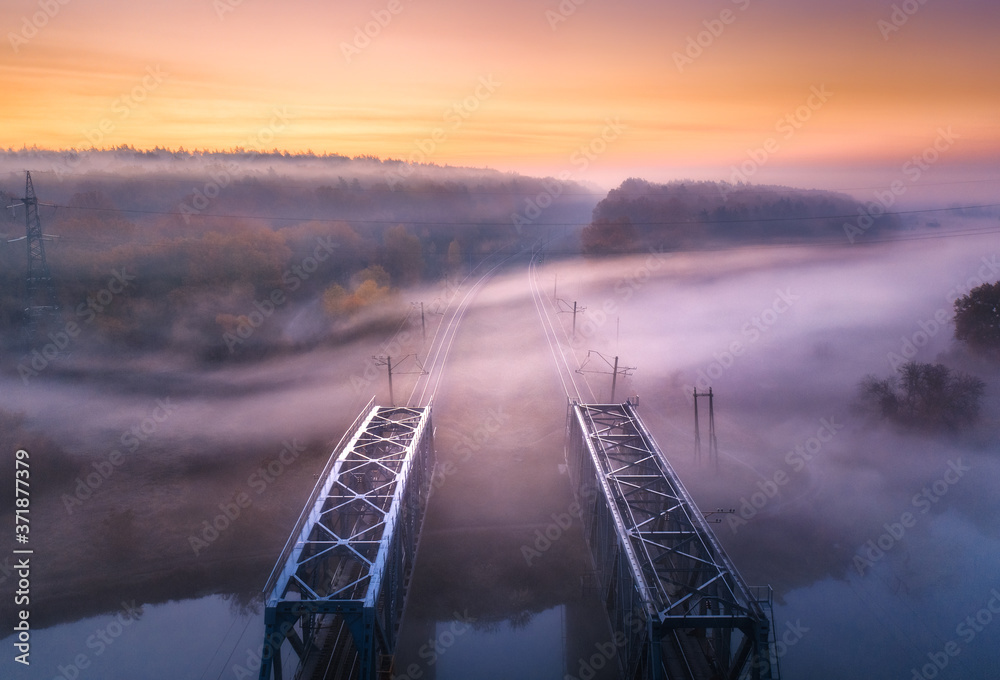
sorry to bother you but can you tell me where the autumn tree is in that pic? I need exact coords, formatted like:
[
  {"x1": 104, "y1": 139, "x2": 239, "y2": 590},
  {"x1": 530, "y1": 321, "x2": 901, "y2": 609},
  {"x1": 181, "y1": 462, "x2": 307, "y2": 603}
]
[
  {"x1": 322, "y1": 266, "x2": 393, "y2": 317},
  {"x1": 52, "y1": 191, "x2": 136, "y2": 243},
  {"x1": 184, "y1": 222, "x2": 291, "y2": 288},
  {"x1": 352, "y1": 265, "x2": 390, "y2": 289},
  {"x1": 382, "y1": 225, "x2": 424, "y2": 285},
  {"x1": 581, "y1": 216, "x2": 637, "y2": 255},
  {"x1": 446, "y1": 239, "x2": 463, "y2": 271},
  {"x1": 321, "y1": 284, "x2": 349, "y2": 317},
  {"x1": 954, "y1": 281, "x2": 1000, "y2": 357},
  {"x1": 856, "y1": 361, "x2": 985, "y2": 431}
]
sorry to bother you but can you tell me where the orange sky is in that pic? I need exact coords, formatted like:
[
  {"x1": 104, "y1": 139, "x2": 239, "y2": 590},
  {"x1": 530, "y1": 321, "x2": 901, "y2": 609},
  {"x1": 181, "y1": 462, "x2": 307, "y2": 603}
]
[{"x1": 2, "y1": 0, "x2": 999, "y2": 190}]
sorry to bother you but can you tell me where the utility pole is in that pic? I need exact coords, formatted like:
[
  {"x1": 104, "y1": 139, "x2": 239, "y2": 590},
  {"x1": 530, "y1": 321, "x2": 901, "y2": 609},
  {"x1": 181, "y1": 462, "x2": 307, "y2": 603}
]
[
  {"x1": 693, "y1": 387, "x2": 719, "y2": 468},
  {"x1": 694, "y1": 388, "x2": 700, "y2": 461},
  {"x1": 411, "y1": 301, "x2": 426, "y2": 341},
  {"x1": 373, "y1": 354, "x2": 428, "y2": 406},
  {"x1": 577, "y1": 350, "x2": 635, "y2": 403},
  {"x1": 7, "y1": 171, "x2": 59, "y2": 344},
  {"x1": 556, "y1": 298, "x2": 585, "y2": 339},
  {"x1": 611, "y1": 355, "x2": 619, "y2": 402},
  {"x1": 377, "y1": 355, "x2": 395, "y2": 405}
]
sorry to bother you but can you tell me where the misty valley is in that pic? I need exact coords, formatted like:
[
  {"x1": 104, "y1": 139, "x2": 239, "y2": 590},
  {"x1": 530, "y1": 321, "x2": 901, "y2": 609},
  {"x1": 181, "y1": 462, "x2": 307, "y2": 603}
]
[{"x1": 1, "y1": 150, "x2": 999, "y2": 680}]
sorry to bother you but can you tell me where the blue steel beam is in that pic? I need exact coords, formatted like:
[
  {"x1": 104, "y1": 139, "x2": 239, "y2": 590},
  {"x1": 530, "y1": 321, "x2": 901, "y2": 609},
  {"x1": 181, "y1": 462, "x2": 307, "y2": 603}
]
[
  {"x1": 567, "y1": 400, "x2": 779, "y2": 680},
  {"x1": 259, "y1": 401, "x2": 435, "y2": 680}
]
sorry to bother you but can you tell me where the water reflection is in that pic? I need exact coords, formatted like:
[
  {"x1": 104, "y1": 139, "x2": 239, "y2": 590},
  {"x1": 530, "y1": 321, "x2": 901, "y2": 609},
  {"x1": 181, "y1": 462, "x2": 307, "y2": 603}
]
[
  {"x1": 433, "y1": 606, "x2": 565, "y2": 680},
  {"x1": 774, "y1": 511, "x2": 1000, "y2": 680},
  {"x1": 396, "y1": 600, "x2": 622, "y2": 680},
  {"x1": 0, "y1": 593, "x2": 263, "y2": 680},
  {"x1": 5, "y1": 228, "x2": 1000, "y2": 679}
]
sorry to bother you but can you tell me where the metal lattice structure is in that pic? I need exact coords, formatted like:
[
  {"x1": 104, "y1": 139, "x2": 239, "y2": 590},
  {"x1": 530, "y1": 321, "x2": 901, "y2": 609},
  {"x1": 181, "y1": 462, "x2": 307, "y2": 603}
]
[
  {"x1": 7, "y1": 171, "x2": 59, "y2": 340},
  {"x1": 567, "y1": 400, "x2": 779, "y2": 680},
  {"x1": 260, "y1": 401, "x2": 435, "y2": 680}
]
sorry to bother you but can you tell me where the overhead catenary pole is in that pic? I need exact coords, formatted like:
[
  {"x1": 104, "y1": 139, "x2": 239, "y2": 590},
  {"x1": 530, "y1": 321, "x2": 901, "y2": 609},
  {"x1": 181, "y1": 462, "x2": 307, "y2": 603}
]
[
  {"x1": 693, "y1": 387, "x2": 718, "y2": 468},
  {"x1": 372, "y1": 354, "x2": 396, "y2": 405},
  {"x1": 386, "y1": 355, "x2": 394, "y2": 405},
  {"x1": 693, "y1": 387, "x2": 701, "y2": 462},
  {"x1": 557, "y1": 298, "x2": 585, "y2": 336},
  {"x1": 611, "y1": 355, "x2": 619, "y2": 402},
  {"x1": 709, "y1": 386, "x2": 718, "y2": 469},
  {"x1": 410, "y1": 301, "x2": 428, "y2": 342},
  {"x1": 576, "y1": 350, "x2": 635, "y2": 404},
  {"x1": 373, "y1": 354, "x2": 428, "y2": 407}
]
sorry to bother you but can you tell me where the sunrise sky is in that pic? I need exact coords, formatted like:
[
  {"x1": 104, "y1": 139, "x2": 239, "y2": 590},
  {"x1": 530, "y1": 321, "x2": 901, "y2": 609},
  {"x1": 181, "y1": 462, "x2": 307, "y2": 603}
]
[{"x1": 2, "y1": 0, "x2": 999, "y2": 192}]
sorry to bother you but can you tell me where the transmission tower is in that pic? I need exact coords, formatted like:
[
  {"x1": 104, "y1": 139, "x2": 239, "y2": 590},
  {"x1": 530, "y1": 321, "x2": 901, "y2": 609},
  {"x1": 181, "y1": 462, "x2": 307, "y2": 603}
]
[{"x1": 7, "y1": 171, "x2": 59, "y2": 342}]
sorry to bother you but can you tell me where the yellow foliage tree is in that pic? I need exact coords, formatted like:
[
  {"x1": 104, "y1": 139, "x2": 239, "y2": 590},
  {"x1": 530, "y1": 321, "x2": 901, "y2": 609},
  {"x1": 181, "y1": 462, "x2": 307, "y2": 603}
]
[
  {"x1": 353, "y1": 265, "x2": 390, "y2": 288},
  {"x1": 322, "y1": 284, "x2": 349, "y2": 316},
  {"x1": 321, "y1": 277, "x2": 392, "y2": 318}
]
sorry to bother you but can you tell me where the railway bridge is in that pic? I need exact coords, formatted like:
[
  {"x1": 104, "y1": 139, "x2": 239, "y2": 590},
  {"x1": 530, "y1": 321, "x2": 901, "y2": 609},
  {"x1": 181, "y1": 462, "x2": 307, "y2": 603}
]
[
  {"x1": 567, "y1": 399, "x2": 779, "y2": 680},
  {"x1": 257, "y1": 396, "x2": 779, "y2": 680},
  {"x1": 258, "y1": 400, "x2": 434, "y2": 680},
  {"x1": 256, "y1": 251, "x2": 779, "y2": 679}
]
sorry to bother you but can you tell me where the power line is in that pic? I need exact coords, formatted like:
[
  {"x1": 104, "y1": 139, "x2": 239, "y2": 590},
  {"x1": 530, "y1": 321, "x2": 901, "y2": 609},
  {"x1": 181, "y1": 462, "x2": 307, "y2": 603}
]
[
  {"x1": 15, "y1": 167, "x2": 605, "y2": 197},
  {"x1": 14, "y1": 210, "x2": 1000, "y2": 256},
  {"x1": 535, "y1": 223, "x2": 1000, "y2": 255},
  {"x1": 15, "y1": 167, "x2": 1000, "y2": 197},
  {"x1": 6, "y1": 176, "x2": 997, "y2": 255},
  {"x1": 30, "y1": 199, "x2": 1000, "y2": 228}
]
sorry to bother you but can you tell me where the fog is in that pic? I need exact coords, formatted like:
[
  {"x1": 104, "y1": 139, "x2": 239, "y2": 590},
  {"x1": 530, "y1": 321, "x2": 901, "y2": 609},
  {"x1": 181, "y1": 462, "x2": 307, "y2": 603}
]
[
  {"x1": 533, "y1": 227, "x2": 1000, "y2": 678},
  {"x1": 1, "y1": 168, "x2": 998, "y2": 679},
  {"x1": 0, "y1": 147, "x2": 548, "y2": 188}
]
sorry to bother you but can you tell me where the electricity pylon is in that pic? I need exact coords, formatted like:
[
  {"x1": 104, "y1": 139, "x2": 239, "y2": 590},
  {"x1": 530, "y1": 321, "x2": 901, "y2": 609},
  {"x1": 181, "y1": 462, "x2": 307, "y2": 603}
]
[{"x1": 7, "y1": 171, "x2": 59, "y2": 343}]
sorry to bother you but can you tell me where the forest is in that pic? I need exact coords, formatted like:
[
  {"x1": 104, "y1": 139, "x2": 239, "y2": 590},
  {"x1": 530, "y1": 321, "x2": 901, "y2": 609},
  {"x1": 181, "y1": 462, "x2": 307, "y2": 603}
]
[
  {"x1": 580, "y1": 178, "x2": 907, "y2": 253},
  {"x1": 3, "y1": 151, "x2": 986, "y2": 364},
  {"x1": 0, "y1": 149, "x2": 597, "y2": 360}
]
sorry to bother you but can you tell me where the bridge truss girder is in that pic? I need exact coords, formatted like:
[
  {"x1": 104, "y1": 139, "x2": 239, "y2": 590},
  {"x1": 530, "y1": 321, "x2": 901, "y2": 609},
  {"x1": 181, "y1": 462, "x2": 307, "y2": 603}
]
[
  {"x1": 567, "y1": 400, "x2": 779, "y2": 680},
  {"x1": 260, "y1": 401, "x2": 435, "y2": 680}
]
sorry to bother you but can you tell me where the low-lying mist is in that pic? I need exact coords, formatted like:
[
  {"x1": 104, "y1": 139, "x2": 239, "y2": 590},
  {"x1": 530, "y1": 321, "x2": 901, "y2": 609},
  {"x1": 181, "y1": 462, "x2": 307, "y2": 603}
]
[
  {"x1": 1, "y1": 154, "x2": 997, "y2": 677},
  {"x1": 530, "y1": 227, "x2": 999, "y2": 678}
]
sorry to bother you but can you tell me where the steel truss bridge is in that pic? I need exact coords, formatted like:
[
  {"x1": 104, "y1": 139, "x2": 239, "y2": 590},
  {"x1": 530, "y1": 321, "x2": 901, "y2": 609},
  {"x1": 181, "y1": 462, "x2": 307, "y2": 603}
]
[
  {"x1": 259, "y1": 400, "x2": 435, "y2": 680},
  {"x1": 257, "y1": 248, "x2": 518, "y2": 680},
  {"x1": 567, "y1": 400, "x2": 780, "y2": 680},
  {"x1": 256, "y1": 249, "x2": 781, "y2": 679}
]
